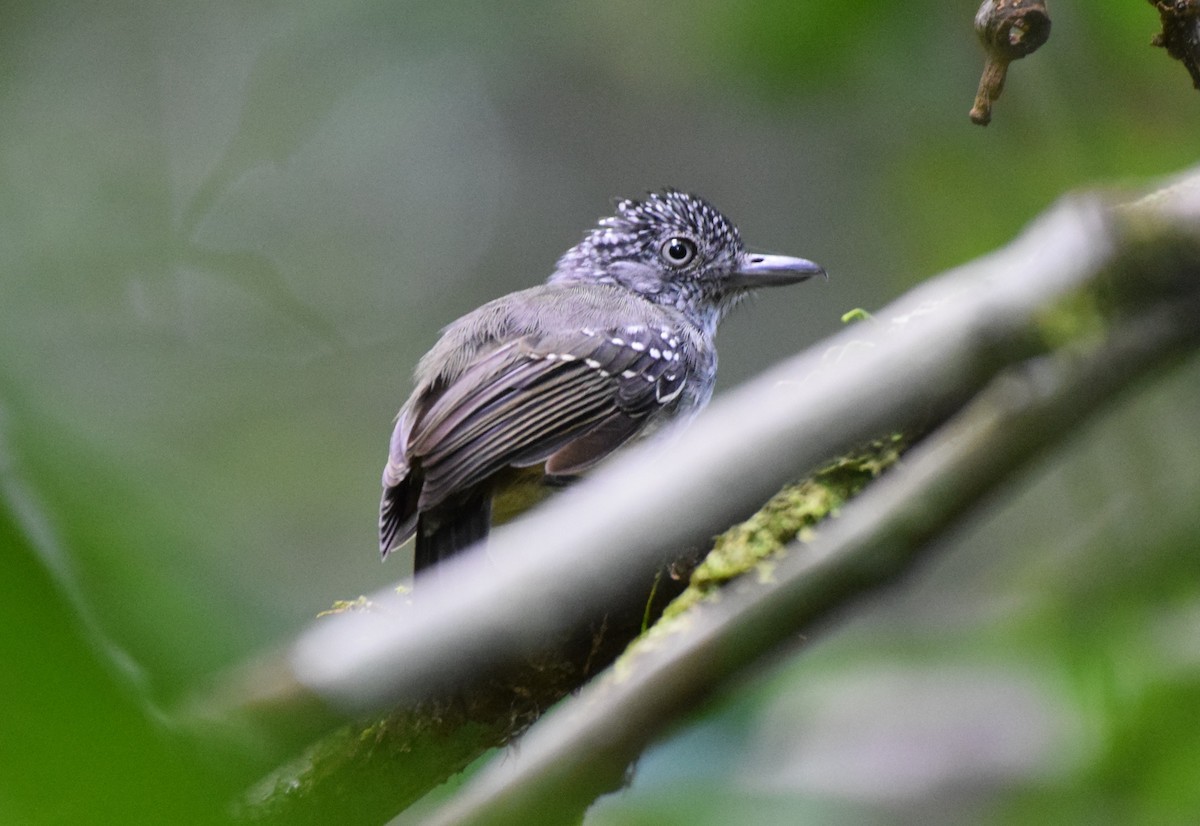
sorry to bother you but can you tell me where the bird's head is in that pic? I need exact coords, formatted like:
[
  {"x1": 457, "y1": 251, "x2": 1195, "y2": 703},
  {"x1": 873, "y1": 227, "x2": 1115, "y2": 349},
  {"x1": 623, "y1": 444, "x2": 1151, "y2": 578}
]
[{"x1": 550, "y1": 190, "x2": 823, "y2": 329}]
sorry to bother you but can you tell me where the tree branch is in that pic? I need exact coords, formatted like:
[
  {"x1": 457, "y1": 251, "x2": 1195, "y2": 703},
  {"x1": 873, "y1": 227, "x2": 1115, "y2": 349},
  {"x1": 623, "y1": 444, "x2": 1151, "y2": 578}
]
[{"x1": 1149, "y1": 0, "x2": 1200, "y2": 89}]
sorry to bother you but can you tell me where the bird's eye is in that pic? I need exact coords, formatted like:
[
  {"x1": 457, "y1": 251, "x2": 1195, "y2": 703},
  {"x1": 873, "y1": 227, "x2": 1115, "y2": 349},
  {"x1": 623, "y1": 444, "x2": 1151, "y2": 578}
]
[{"x1": 660, "y1": 237, "x2": 698, "y2": 268}]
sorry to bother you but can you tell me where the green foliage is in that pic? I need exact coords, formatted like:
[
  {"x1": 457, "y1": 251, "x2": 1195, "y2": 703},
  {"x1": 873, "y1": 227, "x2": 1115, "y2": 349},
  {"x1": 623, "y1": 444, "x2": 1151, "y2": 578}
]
[{"x1": 0, "y1": 432, "x2": 232, "y2": 823}]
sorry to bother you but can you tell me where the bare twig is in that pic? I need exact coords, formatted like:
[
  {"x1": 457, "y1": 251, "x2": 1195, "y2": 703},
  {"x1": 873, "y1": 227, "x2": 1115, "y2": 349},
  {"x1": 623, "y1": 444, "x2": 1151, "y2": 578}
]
[
  {"x1": 1149, "y1": 0, "x2": 1200, "y2": 89},
  {"x1": 970, "y1": 0, "x2": 1052, "y2": 125}
]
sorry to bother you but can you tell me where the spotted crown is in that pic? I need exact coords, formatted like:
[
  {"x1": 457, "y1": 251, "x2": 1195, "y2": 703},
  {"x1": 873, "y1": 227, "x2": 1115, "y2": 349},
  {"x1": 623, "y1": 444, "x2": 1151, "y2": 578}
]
[{"x1": 550, "y1": 190, "x2": 746, "y2": 285}]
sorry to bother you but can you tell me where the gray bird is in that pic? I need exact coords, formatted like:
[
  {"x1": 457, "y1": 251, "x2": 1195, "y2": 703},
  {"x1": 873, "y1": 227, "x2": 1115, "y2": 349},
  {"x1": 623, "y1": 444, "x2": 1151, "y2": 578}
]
[{"x1": 381, "y1": 190, "x2": 823, "y2": 574}]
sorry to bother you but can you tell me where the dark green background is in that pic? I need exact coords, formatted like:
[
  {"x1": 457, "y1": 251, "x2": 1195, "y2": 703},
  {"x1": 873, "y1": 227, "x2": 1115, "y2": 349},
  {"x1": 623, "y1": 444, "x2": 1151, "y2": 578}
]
[{"x1": 3, "y1": 2, "x2": 1199, "y2": 823}]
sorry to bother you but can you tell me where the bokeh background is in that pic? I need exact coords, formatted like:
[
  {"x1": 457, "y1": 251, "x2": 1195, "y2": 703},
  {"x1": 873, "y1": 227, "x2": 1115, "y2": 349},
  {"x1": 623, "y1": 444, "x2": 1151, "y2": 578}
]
[{"x1": 3, "y1": 1, "x2": 1200, "y2": 823}]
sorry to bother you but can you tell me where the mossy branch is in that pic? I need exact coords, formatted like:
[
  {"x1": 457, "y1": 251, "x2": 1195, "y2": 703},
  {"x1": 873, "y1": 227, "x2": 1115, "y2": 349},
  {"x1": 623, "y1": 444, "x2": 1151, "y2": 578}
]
[{"x1": 237, "y1": 438, "x2": 905, "y2": 824}]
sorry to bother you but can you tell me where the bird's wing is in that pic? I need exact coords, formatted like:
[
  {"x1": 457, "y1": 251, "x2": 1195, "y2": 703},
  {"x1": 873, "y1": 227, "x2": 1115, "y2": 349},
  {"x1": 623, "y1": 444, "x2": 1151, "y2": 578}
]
[{"x1": 402, "y1": 322, "x2": 691, "y2": 512}]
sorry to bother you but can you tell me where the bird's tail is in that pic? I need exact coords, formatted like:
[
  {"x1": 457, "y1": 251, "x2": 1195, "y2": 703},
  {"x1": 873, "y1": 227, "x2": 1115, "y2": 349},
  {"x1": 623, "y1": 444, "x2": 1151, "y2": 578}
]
[{"x1": 413, "y1": 493, "x2": 492, "y2": 575}]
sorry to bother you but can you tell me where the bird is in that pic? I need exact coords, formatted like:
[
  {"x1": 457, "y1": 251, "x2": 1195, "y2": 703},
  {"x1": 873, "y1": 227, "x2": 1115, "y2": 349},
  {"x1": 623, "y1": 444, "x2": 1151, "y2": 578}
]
[{"x1": 380, "y1": 190, "x2": 824, "y2": 575}]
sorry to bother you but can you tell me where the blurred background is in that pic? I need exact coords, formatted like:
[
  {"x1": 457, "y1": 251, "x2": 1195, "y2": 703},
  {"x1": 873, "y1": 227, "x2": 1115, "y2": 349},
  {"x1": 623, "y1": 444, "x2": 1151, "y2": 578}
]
[{"x1": 3, "y1": 1, "x2": 1199, "y2": 823}]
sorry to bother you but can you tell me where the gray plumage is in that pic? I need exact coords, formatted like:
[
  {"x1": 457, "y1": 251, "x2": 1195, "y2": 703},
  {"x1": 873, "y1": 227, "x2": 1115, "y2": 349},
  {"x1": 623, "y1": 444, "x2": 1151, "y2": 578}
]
[{"x1": 381, "y1": 190, "x2": 823, "y2": 573}]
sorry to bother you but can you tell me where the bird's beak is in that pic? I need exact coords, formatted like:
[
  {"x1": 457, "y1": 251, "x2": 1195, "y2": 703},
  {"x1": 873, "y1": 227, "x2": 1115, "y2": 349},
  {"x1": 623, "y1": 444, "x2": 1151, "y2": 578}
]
[{"x1": 732, "y1": 253, "x2": 826, "y2": 288}]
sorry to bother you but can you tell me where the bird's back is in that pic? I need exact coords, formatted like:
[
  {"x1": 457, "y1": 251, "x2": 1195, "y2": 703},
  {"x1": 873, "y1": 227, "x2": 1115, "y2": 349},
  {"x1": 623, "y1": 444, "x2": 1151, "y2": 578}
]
[{"x1": 381, "y1": 282, "x2": 712, "y2": 568}]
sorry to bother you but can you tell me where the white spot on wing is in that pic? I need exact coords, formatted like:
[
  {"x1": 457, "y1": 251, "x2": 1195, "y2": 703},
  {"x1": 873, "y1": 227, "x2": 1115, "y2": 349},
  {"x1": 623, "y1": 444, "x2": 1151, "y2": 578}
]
[{"x1": 657, "y1": 380, "x2": 685, "y2": 403}]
